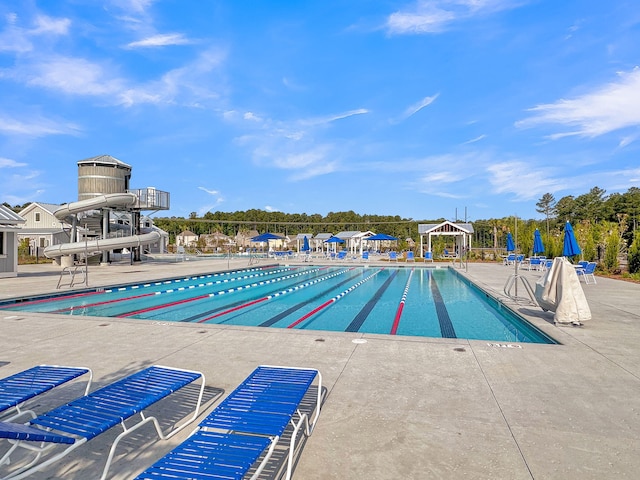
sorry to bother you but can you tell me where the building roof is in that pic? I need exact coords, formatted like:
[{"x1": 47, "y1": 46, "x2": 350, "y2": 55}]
[
  {"x1": 294, "y1": 233, "x2": 314, "y2": 240},
  {"x1": 418, "y1": 221, "x2": 474, "y2": 235},
  {"x1": 0, "y1": 205, "x2": 25, "y2": 226},
  {"x1": 77, "y1": 154, "x2": 132, "y2": 169},
  {"x1": 314, "y1": 233, "x2": 333, "y2": 240},
  {"x1": 19, "y1": 202, "x2": 62, "y2": 216},
  {"x1": 335, "y1": 231, "x2": 361, "y2": 239}
]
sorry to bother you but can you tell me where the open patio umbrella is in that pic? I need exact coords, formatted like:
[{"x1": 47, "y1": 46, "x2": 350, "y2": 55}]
[
  {"x1": 366, "y1": 233, "x2": 398, "y2": 241},
  {"x1": 533, "y1": 229, "x2": 545, "y2": 255},
  {"x1": 562, "y1": 221, "x2": 581, "y2": 258},
  {"x1": 506, "y1": 232, "x2": 515, "y2": 252},
  {"x1": 324, "y1": 236, "x2": 344, "y2": 253},
  {"x1": 251, "y1": 232, "x2": 284, "y2": 242}
]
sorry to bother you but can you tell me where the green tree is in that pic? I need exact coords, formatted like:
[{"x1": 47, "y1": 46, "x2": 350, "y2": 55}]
[
  {"x1": 555, "y1": 195, "x2": 576, "y2": 224},
  {"x1": 536, "y1": 193, "x2": 556, "y2": 238},
  {"x1": 574, "y1": 187, "x2": 607, "y2": 222}
]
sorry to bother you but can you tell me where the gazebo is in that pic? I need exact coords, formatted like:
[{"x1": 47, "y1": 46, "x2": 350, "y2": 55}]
[{"x1": 418, "y1": 221, "x2": 474, "y2": 259}]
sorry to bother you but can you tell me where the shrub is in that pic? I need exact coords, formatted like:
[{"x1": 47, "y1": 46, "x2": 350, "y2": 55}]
[
  {"x1": 603, "y1": 230, "x2": 620, "y2": 272},
  {"x1": 629, "y1": 231, "x2": 640, "y2": 274}
]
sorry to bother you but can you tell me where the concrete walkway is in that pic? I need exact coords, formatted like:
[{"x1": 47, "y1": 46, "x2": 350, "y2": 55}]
[{"x1": 1, "y1": 257, "x2": 639, "y2": 479}]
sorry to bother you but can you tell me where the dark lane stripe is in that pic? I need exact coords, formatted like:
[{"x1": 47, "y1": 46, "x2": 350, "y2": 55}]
[
  {"x1": 181, "y1": 268, "x2": 331, "y2": 322},
  {"x1": 345, "y1": 269, "x2": 398, "y2": 333},
  {"x1": 259, "y1": 271, "x2": 363, "y2": 327},
  {"x1": 428, "y1": 271, "x2": 457, "y2": 338}
]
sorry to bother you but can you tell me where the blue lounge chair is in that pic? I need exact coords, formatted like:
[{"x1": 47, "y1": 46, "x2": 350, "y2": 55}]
[
  {"x1": 424, "y1": 251, "x2": 433, "y2": 262},
  {"x1": 443, "y1": 248, "x2": 457, "y2": 258},
  {"x1": 503, "y1": 253, "x2": 516, "y2": 265},
  {"x1": 406, "y1": 251, "x2": 415, "y2": 262},
  {"x1": 389, "y1": 251, "x2": 398, "y2": 262},
  {"x1": 337, "y1": 250, "x2": 347, "y2": 261},
  {"x1": 135, "y1": 365, "x2": 323, "y2": 480},
  {"x1": 576, "y1": 262, "x2": 597, "y2": 284},
  {"x1": 361, "y1": 251, "x2": 370, "y2": 262},
  {"x1": 0, "y1": 365, "x2": 205, "y2": 480},
  {"x1": 0, "y1": 365, "x2": 92, "y2": 422}
]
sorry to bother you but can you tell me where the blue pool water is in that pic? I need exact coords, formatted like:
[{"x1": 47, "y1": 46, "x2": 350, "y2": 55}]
[{"x1": 0, "y1": 265, "x2": 556, "y2": 344}]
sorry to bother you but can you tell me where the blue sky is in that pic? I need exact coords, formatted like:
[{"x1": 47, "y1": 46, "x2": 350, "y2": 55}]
[{"x1": 1, "y1": 1, "x2": 639, "y2": 222}]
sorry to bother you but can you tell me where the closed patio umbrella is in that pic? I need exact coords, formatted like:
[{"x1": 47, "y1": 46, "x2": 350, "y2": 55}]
[
  {"x1": 562, "y1": 222, "x2": 581, "y2": 258},
  {"x1": 506, "y1": 232, "x2": 515, "y2": 252},
  {"x1": 533, "y1": 229, "x2": 545, "y2": 256}
]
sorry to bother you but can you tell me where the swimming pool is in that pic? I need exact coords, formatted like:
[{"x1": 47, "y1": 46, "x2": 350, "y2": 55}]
[{"x1": 0, "y1": 265, "x2": 556, "y2": 344}]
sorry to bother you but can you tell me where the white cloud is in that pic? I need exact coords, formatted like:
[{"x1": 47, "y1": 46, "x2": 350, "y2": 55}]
[
  {"x1": 23, "y1": 56, "x2": 125, "y2": 96},
  {"x1": 463, "y1": 134, "x2": 487, "y2": 144},
  {"x1": 487, "y1": 161, "x2": 567, "y2": 200},
  {"x1": 392, "y1": 94, "x2": 439, "y2": 123},
  {"x1": 126, "y1": 33, "x2": 191, "y2": 48},
  {"x1": 386, "y1": 0, "x2": 525, "y2": 35},
  {"x1": 517, "y1": 67, "x2": 640, "y2": 138},
  {"x1": 0, "y1": 114, "x2": 81, "y2": 137},
  {"x1": 0, "y1": 157, "x2": 28, "y2": 168},
  {"x1": 244, "y1": 112, "x2": 263, "y2": 122},
  {"x1": 301, "y1": 109, "x2": 369, "y2": 127},
  {"x1": 0, "y1": 13, "x2": 70, "y2": 53},
  {"x1": 264, "y1": 205, "x2": 279, "y2": 212},
  {"x1": 31, "y1": 15, "x2": 71, "y2": 35},
  {"x1": 3, "y1": 45, "x2": 226, "y2": 107},
  {"x1": 198, "y1": 187, "x2": 220, "y2": 195},
  {"x1": 420, "y1": 171, "x2": 461, "y2": 184}
]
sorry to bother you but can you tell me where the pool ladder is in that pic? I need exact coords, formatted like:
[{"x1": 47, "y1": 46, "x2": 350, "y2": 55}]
[
  {"x1": 503, "y1": 273, "x2": 537, "y2": 306},
  {"x1": 57, "y1": 261, "x2": 88, "y2": 289}
]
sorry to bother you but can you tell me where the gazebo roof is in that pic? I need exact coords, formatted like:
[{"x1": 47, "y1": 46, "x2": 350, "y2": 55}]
[{"x1": 418, "y1": 221, "x2": 474, "y2": 235}]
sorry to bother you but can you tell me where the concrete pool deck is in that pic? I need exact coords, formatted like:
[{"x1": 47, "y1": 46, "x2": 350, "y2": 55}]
[{"x1": 1, "y1": 257, "x2": 639, "y2": 479}]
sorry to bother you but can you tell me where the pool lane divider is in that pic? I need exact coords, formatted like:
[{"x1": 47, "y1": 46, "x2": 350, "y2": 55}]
[
  {"x1": 48, "y1": 267, "x2": 296, "y2": 314},
  {"x1": 104, "y1": 265, "x2": 281, "y2": 293},
  {"x1": 428, "y1": 270, "x2": 457, "y2": 338},
  {"x1": 287, "y1": 268, "x2": 382, "y2": 329},
  {"x1": 0, "y1": 290, "x2": 103, "y2": 309},
  {"x1": 259, "y1": 269, "x2": 364, "y2": 327},
  {"x1": 117, "y1": 267, "x2": 322, "y2": 318},
  {"x1": 345, "y1": 268, "x2": 396, "y2": 333},
  {"x1": 390, "y1": 268, "x2": 414, "y2": 335},
  {"x1": 196, "y1": 267, "x2": 352, "y2": 323}
]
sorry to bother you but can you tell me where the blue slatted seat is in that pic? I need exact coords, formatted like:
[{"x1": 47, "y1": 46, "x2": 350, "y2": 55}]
[
  {"x1": 135, "y1": 365, "x2": 323, "y2": 480},
  {"x1": 0, "y1": 421, "x2": 74, "y2": 444},
  {"x1": 0, "y1": 365, "x2": 91, "y2": 422},
  {"x1": 1, "y1": 365, "x2": 205, "y2": 480}
]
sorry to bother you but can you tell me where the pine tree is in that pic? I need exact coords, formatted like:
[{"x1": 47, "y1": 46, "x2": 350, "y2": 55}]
[{"x1": 536, "y1": 193, "x2": 557, "y2": 239}]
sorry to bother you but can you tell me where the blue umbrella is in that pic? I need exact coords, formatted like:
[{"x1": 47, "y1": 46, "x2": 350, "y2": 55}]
[
  {"x1": 562, "y1": 221, "x2": 581, "y2": 257},
  {"x1": 366, "y1": 233, "x2": 398, "y2": 241},
  {"x1": 324, "y1": 236, "x2": 344, "y2": 244},
  {"x1": 506, "y1": 232, "x2": 515, "y2": 252},
  {"x1": 324, "y1": 236, "x2": 344, "y2": 253},
  {"x1": 251, "y1": 232, "x2": 284, "y2": 242},
  {"x1": 302, "y1": 236, "x2": 310, "y2": 252},
  {"x1": 533, "y1": 229, "x2": 545, "y2": 255}
]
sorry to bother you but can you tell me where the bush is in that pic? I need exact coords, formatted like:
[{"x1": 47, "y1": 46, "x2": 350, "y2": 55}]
[
  {"x1": 603, "y1": 230, "x2": 620, "y2": 272},
  {"x1": 629, "y1": 232, "x2": 640, "y2": 274}
]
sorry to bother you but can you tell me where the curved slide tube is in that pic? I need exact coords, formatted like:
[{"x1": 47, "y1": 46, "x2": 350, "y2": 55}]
[
  {"x1": 52, "y1": 193, "x2": 137, "y2": 220},
  {"x1": 44, "y1": 231, "x2": 161, "y2": 259},
  {"x1": 44, "y1": 193, "x2": 158, "y2": 259}
]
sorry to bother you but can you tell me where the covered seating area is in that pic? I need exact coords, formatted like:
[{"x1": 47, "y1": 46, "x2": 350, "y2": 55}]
[{"x1": 418, "y1": 221, "x2": 473, "y2": 262}]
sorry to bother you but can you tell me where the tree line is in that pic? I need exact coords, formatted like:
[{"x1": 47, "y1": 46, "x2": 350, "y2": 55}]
[{"x1": 4, "y1": 185, "x2": 640, "y2": 274}]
